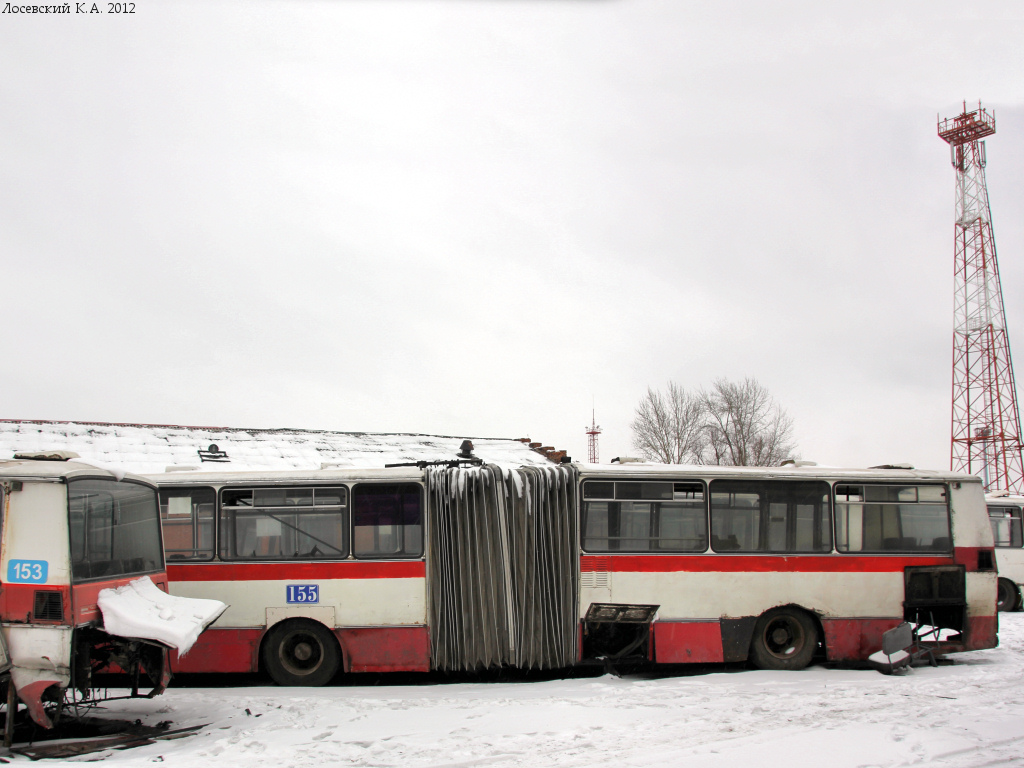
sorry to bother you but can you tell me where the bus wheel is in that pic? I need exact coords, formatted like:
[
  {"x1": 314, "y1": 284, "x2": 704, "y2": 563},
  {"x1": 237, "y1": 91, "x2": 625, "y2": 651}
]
[
  {"x1": 262, "y1": 619, "x2": 341, "y2": 686},
  {"x1": 749, "y1": 608, "x2": 817, "y2": 671},
  {"x1": 997, "y1": 578, "x2": 1020, "y2": 612}
]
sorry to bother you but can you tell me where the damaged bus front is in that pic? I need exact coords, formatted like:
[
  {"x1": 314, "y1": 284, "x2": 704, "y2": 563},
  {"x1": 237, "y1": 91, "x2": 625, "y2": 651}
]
[{"x1": 0, "y1": 454, "x2": 224, "y2": 728}]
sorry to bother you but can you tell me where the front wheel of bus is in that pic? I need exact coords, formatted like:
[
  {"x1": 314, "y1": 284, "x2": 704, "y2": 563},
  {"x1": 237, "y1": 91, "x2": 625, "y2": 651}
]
[
  {"x1": 997, "y1": 578, "x2": 1020, "y2": 612},
  {"x1": 749, "y1": 608, "x2": 817, "y2": 671},
  {"x1": 263, "y1": 619, "x2": 341, "y2": 686}
]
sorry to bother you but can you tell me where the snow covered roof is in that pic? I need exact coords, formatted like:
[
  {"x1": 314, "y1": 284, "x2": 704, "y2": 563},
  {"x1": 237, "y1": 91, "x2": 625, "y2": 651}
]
[
  {"x1": 574, "y1": 461, "x2": 980, "y2": 483},
  {"x1": 0, "y1": 420, "x2": 563, "y2": 475},
  {"x1": 0, "y1": 456, "x2": 152, "y2": 484}
]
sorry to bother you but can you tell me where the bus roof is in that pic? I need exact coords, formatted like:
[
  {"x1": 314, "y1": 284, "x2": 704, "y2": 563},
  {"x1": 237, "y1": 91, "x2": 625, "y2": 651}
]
[
  {"x1": 987, "y1": 491, "x2": 1024, "y2": 503},
  {"x1": 572, "y1": 462, "x2": 983, "y2": 484},
  {"x1": 0, "y1": 457, "x2": 158, "y2": 486},
  {"x1": 145, "y1": 461, "x2": 982, "y2": 487},
  {"x1": 145, "y1": 465, "x2": 426, "y2": 486}
]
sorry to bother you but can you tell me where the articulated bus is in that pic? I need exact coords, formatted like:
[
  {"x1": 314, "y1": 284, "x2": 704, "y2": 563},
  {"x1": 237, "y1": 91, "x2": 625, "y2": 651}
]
[
  {"x1": 0, "y1": 454, "x2": 219, "y2": 729},
  {"x1": 986, "y1": 492, "x2": 1024, "y2": 611},
  {"x1": 149, "y1": 461, "x2": 997, "y2": 683}
]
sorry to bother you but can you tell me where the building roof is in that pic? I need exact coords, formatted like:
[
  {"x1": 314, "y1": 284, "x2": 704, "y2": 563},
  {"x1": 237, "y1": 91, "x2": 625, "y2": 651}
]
[{"x1": 0, "y1": 420, "x2": 562, "y2": 475}]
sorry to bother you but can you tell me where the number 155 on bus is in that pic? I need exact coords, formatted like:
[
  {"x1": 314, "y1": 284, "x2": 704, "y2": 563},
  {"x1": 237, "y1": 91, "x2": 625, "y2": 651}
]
[{"x1": 286, "y1": 584, "x2": 319, "y2": 604}]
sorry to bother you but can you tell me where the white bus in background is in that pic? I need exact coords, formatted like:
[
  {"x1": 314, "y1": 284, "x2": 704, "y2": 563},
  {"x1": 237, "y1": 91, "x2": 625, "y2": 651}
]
[
  {"x1": 987, "y1": 491, "x2": 1024, "y2": 611},
  {"x1": 149, "y1": 460, "x2": 998, "y2": 684}
]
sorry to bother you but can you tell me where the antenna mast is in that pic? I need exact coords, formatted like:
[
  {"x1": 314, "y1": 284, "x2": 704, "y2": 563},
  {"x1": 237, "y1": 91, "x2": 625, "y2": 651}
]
[
  {"x1": 939, "y1": 101, "x2": 1024, "y2": 492},
  {"x1": 585, "y1": 409, "x2": 601, "y2": 464}
]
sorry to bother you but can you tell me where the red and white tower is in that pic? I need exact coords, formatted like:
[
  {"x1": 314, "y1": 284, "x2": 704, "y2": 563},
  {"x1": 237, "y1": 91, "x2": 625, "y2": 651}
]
[
  {"x1": 939, "y1": 101, "x2": 1024, "y2": 492},
  {"x1": 585, "y1": 410, "x2": 601, "y2": 464}
]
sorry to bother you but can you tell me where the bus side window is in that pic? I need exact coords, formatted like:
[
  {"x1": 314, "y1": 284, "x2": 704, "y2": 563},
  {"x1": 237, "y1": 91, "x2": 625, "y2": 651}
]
[
  {"x1": 160, "y1": 487, "x2": 216, "y2": 560},
  {"x1": 835, "y1": 485, "x2": 951, "y2": 553},
  {"x1": 352, "y1": 483, "x2": 423, "y2": 559},
  {"x1": 989, "y1": 505, "x2": 1023, "y2": 548},
  {"x1": 579, "y1": 480, "x2": 708, "y2": 553},
  {"x1": 709, "y1": 480, "x2": 832, "y2": 553},
  {"x1": 582, "y1": 501, "x2": 613, "y2": 551},
  {"x1": 219, "y1": 486, "x2": 348, "y2": 560}
]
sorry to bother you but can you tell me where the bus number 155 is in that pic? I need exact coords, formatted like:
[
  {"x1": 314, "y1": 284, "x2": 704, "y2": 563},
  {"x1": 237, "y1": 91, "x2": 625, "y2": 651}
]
[{"x1": 286, "y1": 584, "x2": 319, "y2": 604}]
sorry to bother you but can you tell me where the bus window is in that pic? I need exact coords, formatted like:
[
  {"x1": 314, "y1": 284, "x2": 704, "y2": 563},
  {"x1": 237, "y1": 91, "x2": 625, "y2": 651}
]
[
  {"x1": 219, "y1": 486, "x2": 348, "y2": 560},
  {"x1": 67, "y1": 478, "x2": 164, "y2": 581},
  {"x1": 988, "y1": 505, "x2": 1023, "y2": 548},
  {"x1": 160, "y1": 486, "x2": 215, "y2": 560},
  {"x1": 352, "y1": 483, "x2": 423, "y2": 558},
  {"x1": 580, "y1": 480, "x2": 707, "y2": 552},
  {"x1": 709, "y1": 480, "x2": 832, "y2": 553},
  {"x1": 834, "y1": 484, "x2": 950, "y2": 552}
]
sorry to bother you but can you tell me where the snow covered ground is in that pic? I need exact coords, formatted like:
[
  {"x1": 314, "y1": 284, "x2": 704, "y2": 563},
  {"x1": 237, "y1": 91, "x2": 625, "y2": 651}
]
[{"x1": 19, "y1": 614, "x2": 1024, "y2": 766}]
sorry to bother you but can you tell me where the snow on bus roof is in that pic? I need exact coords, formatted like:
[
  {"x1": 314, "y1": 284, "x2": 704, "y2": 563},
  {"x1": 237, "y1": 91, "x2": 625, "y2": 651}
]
[
  {"x1": 988, "y1": 490, "x2": 1024, "y2": 502},
  {"x1": 0, "y1": 455, "x2": 157, "y2": 485},
  {"x1": 571, "y1": 461, "x2": 982, "y2": 482},
  {"x1": 148, "y1": 465, "x2": 429, "y2": 485},
  {"x1": 0, "y1": 420, "x2": 559, "y2": 475}
]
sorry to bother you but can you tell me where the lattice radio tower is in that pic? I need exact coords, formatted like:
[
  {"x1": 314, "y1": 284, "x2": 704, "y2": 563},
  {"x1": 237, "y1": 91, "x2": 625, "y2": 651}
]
[
  {"x1": 939, "y1": 101, "x2": 1024, "y2": 492},
  {"x1": 585, "y1": 409, "x2": 601, "y2": 463}
]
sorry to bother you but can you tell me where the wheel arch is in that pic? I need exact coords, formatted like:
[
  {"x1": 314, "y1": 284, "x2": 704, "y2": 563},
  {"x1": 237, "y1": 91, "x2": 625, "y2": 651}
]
[
  {"x1": 997, "y1": 577, "x2": 1022, "y2": 612},
  {"x1": 748, "y1": 604, "x2": 824, "y2": 664},
  {"x1": 256, "y1": 615, "x2": 348, "y2": 677},
  {"x1": 804, "y1": 608, "x2": 827, "y2": 658},
  {"x1": 724, "y1": 604, "x2": 824, "y2": 664}
]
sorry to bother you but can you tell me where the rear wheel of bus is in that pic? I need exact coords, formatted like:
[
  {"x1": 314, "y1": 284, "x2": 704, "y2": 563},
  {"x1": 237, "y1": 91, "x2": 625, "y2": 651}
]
[
  {"x1": 997, "y1": 578, "x2": 1020, "y2": 612},
  {"x1": 749, "y1": 608, "x2": 818, "y2": 671},
  {"x1": 262, "y1": 619, "x2": 341, "y2": 686}
]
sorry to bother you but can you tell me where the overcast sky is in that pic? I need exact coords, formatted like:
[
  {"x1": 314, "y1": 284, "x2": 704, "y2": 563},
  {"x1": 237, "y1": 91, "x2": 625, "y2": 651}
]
[{"x1": 2, "y1": 1, "x2": 1023, "y2": 470}]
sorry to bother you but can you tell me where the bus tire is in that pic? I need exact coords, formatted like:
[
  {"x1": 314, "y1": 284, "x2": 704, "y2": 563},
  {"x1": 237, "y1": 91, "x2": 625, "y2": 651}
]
[
  {"x1": 749, "y1": 608, "x2": 817, "y2": 671},
  {"x1": 997, "y1": 578, "x2": 1020, "y2": 612},
  {"x1": 262, "y1": 619, "x2": 341, "y2": 686}
]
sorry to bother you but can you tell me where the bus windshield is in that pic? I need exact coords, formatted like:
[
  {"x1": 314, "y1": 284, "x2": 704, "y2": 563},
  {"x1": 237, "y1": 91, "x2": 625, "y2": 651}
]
[{"x1": 68, "y1": 478, "x2": 164, "y2": 581}]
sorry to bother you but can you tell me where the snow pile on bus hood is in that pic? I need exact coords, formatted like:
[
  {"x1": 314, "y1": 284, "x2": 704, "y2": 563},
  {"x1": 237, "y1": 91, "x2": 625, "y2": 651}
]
[{"x1": 98, "y1": 576, "x2": 227, "y2": 656}]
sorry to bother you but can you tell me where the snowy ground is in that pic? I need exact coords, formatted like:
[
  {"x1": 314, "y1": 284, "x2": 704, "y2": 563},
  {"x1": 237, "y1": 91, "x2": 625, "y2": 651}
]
[{"x1": 16, "y1": 614, "x2": 1024, "y2": 766}]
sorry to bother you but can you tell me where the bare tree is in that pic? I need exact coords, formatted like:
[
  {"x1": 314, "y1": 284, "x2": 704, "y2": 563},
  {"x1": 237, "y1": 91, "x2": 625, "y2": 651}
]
[
  {"x1": 630, "y1": 382, "x2": 706, "y2": 464},
  {"x1": 698, "y1": 377, "x2": 796, "y2": 467},
  {"x1": 630, "y1": 377, "x2": 797, "y2": 466}
]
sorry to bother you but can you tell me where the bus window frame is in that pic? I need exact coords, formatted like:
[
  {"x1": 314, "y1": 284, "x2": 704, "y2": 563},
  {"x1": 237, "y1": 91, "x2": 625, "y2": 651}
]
[
  {"x1": 708, "y1": 479, "x2": 833, "y2": 555},
  {"x1": 217, "y1": 484, "x2": 350, "y2": 561},
  {"x1": 350, "y1": 482, "x2": 425, "y2": 560},
  {"x1": 579, "y1": 479, "x2": 709, "y2": 554},
  {"x1": 160, "y1": 485, "x2": 217, "y2": 562},
  {"x1": 833, "y1": 482, "x2": 952, "y2": 554},
  {"x1": 66, "y1": 476, "x2": 166, "y2": 583},
  {"x1": 988, "y1": 504, "x2": 1023, "y2": 549}
]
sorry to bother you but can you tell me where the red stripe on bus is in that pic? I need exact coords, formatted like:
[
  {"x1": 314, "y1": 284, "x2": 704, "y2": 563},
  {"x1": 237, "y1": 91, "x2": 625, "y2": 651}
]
[
  {"x1": 165, "y1": 560, "x2": 426, "y2": 581},
  {"x1": 71, "y1": 575, "x2": 169, "y2": 624},
  {"x1": 579, "y1": 554, "x2": 951, "y2": 573},
  {"x1": 952, "y1": 546, "x2": 994, "y2": 572},
  {"x1": 0, "y1": 583, "x2": 71, "y2": 625},
  {"x1": 0, "y1": 576, "x2": 169, "y2": 626}
]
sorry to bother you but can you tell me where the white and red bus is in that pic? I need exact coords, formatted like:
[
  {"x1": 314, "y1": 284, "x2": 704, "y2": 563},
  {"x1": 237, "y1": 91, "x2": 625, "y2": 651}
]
[
  {"x1": 154, "y1": 467, "x2": 429, "y2": 684},
  {"x1": 149, "y1": 461, "x2": 997, "y2": 682},
  {"x1": 986, "y1": 491, "x2": 1024, "y2": 611},
  {"x1": 0, "y1": 453, "x2": 220, "y2": 728},
  {"x1": 576, "y1": 463, "x2": 995, "y2": 668}
]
